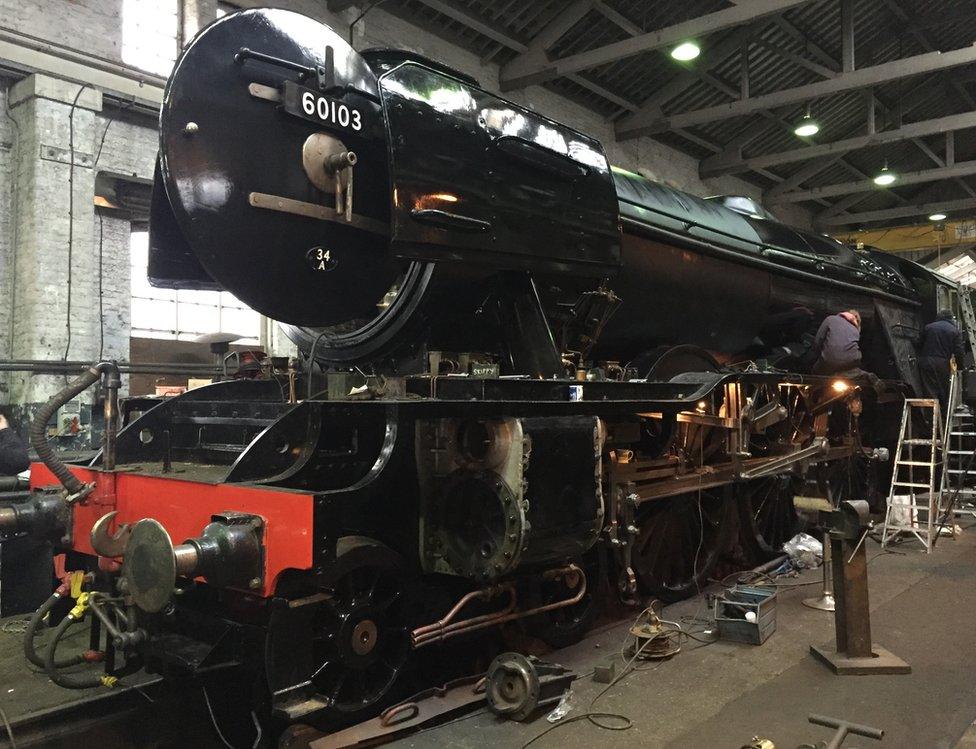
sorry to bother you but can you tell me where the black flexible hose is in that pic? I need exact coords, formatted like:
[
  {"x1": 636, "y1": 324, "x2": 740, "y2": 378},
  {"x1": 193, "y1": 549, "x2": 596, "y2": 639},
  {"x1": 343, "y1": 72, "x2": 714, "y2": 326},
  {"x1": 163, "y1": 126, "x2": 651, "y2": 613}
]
[
  {"x1": 44, "y1": 614, "x2": 104, "y2": 689},
  {"x1": 29, "y1": 367, "x2": 100, "y2": 496},
  {"x1": 24, "y1": 592, "x2": 83, "y2": 670}
]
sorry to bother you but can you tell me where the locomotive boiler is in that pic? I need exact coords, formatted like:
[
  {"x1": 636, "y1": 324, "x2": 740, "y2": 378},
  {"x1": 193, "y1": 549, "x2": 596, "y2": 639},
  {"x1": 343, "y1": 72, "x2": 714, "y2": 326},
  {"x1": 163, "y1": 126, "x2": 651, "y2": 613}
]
[{"x1": 3, "y1": 6, "x2": 966, "y2": 733}]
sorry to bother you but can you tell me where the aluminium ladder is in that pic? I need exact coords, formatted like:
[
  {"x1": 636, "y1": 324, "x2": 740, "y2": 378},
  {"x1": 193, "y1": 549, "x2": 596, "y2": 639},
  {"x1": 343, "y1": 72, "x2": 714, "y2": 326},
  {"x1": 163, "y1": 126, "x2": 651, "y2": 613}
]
[
  {"x1": 958, "y1": 287, "x2": 976, "y2": 357},
  {"x1": 881, "y1": 398, "x2": 945, "y2": 552},
  {"x1": 941, "y1": 372, "x2": 976, "y2": 521}
]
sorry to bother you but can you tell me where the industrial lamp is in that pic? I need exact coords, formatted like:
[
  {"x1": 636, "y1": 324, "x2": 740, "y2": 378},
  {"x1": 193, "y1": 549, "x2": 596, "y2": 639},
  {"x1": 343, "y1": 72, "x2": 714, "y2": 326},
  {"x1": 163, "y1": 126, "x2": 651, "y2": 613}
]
[
  {"x1": 794, "y1": 106, "x2": 819, "y2": 137},
  {"x1": 929, "y1": 212, "x2": 947, "y2": 222},
  {"x1": 671, "y1": 41, "x2": 701, "y2": 61},
  {"x1": 873, "y1": 164, "x2": 896, "y2": 187}
]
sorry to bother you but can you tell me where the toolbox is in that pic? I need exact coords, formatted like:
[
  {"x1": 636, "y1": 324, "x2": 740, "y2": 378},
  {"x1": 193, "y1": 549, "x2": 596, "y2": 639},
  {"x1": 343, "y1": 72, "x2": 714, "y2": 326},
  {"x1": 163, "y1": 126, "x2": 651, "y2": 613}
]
[{"x1": 713, "y1": 585, "x2": 777, "y2": 645}]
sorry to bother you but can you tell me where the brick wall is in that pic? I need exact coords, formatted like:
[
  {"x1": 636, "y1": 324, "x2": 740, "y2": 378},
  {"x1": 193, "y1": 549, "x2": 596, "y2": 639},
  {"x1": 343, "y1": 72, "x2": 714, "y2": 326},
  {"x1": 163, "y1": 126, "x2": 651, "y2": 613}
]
[
  {"x1": 0, "y1": 0, "x2": 125, "y2": 63},
  {"x1": 0, "y1": 82, "x2": 12, "y2": 404}
]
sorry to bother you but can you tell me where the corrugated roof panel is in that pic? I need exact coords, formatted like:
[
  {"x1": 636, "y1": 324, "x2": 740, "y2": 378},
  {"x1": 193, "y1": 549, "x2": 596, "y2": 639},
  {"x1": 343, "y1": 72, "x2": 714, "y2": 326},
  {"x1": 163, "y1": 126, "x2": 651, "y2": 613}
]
[{"x1": 383, "y1": 0, "x2": 976, "y2": 221}]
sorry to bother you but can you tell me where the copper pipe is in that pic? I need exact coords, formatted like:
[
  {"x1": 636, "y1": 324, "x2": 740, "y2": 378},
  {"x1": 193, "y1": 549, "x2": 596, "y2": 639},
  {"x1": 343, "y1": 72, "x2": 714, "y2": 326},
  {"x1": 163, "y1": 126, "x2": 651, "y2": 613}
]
[
  {"x1": 413, "y1": 590, "x2": 519, "y2": 645},
  {"x1": 411, "y1": 565, "x2": 586, "y2": 649},
  {"x1": 411, "y1": 584, "x2": 516, "y2": 640}
]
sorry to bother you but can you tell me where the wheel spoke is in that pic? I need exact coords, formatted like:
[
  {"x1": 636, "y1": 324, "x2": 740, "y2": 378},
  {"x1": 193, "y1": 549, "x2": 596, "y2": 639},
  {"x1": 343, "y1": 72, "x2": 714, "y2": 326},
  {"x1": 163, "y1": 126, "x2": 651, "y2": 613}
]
[
  {"x1": 329, "y1": 669, "x2": 348, "y2": 705},
  {"x1": 302, "y1": 550, "x2": 411, "y2": 716},
  {"x1": 634, "y1": 491, "x2": 731, "y2": 601},
  {"x1": 738, "y1": 476, "x2": 799, "y2": 560}
]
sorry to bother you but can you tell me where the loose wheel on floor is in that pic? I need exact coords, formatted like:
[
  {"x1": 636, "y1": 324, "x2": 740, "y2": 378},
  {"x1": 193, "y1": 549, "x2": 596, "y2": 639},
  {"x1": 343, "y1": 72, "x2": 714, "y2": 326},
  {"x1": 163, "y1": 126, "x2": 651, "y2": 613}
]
[{"x1": 632, "y1": 487, "x2": 735, "y2": 603}]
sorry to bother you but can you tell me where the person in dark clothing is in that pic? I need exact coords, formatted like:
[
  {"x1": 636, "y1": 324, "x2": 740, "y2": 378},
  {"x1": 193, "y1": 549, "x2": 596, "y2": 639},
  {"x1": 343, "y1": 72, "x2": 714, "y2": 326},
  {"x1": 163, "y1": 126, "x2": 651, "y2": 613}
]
[
  {"x1": 919, "y1": 309, "x2": 965, "y2": 419},
  {"x1": 810, "y1": 310, "x2": 862, "y2": 375},
  {"x1": 0, "y1": 410, "x2": 29, "y2": 476},
  {"x1": 0, "y1": 408, "x2": 45, "y2": 619}
]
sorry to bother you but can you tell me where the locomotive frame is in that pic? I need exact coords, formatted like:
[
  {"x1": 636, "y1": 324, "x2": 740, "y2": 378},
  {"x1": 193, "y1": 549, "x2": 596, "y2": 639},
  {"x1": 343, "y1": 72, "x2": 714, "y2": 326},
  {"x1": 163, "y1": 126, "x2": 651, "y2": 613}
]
[{"x1": 18, "y1": 360, "x2": 881, "y2": 722}]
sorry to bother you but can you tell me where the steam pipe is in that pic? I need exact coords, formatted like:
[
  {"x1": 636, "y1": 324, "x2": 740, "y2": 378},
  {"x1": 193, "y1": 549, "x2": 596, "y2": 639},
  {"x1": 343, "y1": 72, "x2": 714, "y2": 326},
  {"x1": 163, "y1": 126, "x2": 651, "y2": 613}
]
[{"x1": 0, "y1": 359, "x2": 219, "y2": 375}]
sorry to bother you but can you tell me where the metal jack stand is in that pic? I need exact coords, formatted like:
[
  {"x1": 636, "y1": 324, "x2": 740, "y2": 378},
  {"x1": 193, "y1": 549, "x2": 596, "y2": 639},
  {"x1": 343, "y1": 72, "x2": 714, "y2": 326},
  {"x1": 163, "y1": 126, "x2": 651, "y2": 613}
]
[
  {"x1": 810, "y1": 501, "x2": 911, "y2": 675},
  {"x1": 802, "y1": 533, "x2": 835, "y2": 611}
]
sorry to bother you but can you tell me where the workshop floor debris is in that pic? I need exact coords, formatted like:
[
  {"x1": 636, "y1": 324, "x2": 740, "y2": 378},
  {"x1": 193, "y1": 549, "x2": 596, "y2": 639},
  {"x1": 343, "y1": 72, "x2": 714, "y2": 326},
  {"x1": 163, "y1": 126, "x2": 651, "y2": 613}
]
[{"x1": 397, "y1": 528, "x2": 976, "y2": 749}]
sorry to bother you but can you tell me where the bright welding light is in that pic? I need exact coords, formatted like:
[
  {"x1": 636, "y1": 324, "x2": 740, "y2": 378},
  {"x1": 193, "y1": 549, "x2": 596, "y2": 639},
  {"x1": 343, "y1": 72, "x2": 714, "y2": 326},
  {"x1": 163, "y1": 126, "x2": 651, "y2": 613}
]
[
  {"x1": 831, "y1": 380, "x2": 850, "y2": 393},
  {"x1": 430, "y1": 192, "x2": 459, "y2": 202},
  {"x1": 696, "y1": 400, "x2": 708, "y2": 411}
]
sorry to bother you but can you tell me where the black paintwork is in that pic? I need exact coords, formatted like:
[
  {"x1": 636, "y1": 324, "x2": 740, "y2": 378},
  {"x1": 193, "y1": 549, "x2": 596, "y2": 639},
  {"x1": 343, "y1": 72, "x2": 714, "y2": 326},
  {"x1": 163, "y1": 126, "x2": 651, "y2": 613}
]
[
  {"x1": 378, "y1": 61, "x2": 619, "y2": 275},
  {"x1": 147, "y1": 8, "x2": 954, "y2": 380},
  {"x1": 157, "y1": 8, "x2": 394, "y2": 327}
]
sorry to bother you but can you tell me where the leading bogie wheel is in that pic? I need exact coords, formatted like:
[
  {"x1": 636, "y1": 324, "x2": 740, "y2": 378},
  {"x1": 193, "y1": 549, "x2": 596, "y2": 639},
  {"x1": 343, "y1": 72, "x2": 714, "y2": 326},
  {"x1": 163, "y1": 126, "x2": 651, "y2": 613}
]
[{"x1": 310, "y1": 539, "x2": 413, "y2": 721}]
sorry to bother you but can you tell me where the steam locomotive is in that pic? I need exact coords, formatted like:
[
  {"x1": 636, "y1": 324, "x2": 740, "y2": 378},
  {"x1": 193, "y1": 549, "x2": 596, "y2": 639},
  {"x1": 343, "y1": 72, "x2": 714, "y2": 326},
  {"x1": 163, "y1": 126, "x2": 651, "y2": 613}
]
[{"x1": 2, "y1": 6, "x2": 964, "y2": 731}]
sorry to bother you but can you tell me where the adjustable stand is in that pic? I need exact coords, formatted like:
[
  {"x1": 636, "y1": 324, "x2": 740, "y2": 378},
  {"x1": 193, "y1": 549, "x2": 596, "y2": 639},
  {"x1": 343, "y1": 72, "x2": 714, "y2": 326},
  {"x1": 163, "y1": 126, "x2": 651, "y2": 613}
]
[
  {"x1": 802, "y1": 530, "x2": 835, "y2": 611},
  {"x1": 810, "y1": 501, "x2": 910, "y2": 675}
]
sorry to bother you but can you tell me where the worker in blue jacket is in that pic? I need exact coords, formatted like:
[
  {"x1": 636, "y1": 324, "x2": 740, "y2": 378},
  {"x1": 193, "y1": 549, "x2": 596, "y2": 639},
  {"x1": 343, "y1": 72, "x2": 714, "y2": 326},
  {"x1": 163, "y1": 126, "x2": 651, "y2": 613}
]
[{"x1": 919, "y1": 310, "x2": 965, "y2": 420}]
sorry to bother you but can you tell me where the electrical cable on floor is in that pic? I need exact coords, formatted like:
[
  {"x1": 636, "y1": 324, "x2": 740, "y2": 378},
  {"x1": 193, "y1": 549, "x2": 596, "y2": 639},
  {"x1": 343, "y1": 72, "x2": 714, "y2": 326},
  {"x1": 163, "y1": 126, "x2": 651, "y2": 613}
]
[
  {"x1": 521, "y1": 712, "x2": 631, "y2": 748},
  {"x1": 202, "y1": 686, "x2": 237, "y2": 749},
  {"x1": 0, "y1": 705, "x2": 15, "y2": 749},
  {"x1": 63, "y1": 83, "x2": 90, "y2": 370},
  {"x1": 522, "y1": 603, "x2": 719, "y2": 748}
]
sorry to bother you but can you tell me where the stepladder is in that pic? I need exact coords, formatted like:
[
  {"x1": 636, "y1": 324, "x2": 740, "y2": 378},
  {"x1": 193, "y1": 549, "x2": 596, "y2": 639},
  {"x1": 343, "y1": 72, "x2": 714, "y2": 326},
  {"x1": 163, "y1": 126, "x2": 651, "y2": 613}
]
[
  {"x1": 941, "y1": 372, "x2": 976, "y2": 521},
  {"x1": 881, "y1": 398, "x2": 946, "y2": 552}
]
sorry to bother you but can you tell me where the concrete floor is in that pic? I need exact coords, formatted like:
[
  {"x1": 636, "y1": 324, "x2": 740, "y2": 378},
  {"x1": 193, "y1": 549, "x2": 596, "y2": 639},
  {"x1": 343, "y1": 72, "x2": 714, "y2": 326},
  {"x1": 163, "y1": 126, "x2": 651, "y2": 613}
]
[
  {"x1": 0, "y1": 527, "x2": 974, "y2": 747},
  {"x1": 400, "y1": 527, "x2": 976, "y2": 749}
]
